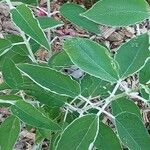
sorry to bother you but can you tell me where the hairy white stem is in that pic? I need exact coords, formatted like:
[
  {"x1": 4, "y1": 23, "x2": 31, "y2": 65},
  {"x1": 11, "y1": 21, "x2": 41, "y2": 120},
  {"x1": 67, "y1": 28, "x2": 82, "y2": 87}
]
[
  {"x1": 63, "y1": 108, "x2": 69, "y2": 122},
  {"x1": 50, "y1": 36, "x2": 58, "y2": 44},
  {"x1": 130, "y1": 92, "x2": 150, "y2": 104},
  {"x1": 97, "y1": 80, "x2": 121, "y2": 116},
  {"x1": 47, "y1": 0, "x2": 52, "y2": 57},
  {"x1": 12, "y1": 42, "x2": 25, "y2": 46},
  {"x1": 21, "y1": 31, "x2": 37, "y2": 63},
  {"x1": 136, "y1": 24, "x2": 140, "y2": 35},
  {"x1": 19, "y1": 90, "x2": 25, "y2": 101},
  {"x1": 79, "y1": 95, "x2": 94, "y2": 107},
  {"x1": 0, "y1": 99, "x2": 16, "y2": 105},
  {"x1": 5, "y1": 0, "x2": 14, "y2": 9}
]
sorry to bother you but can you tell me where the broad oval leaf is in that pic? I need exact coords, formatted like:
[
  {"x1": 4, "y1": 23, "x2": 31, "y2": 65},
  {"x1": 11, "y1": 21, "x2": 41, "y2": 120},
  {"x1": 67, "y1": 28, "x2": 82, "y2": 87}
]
[
  {"x1": 11, "y1": 4, "x2": 50, "y2": 50},
  {"x1": 0, "y1": 115, "x2": 20, "y2": 150},
  {"x1": 95, "y1": 122, "x2": 121, "y2": 150},
  {"x1": 0, "y1": 38, "x2": 12, "y2": 57},
  {"x1": 115, "y1": 34, "x2": 149, "y2": 79},
  {"x1": 17, "y1": 63, "x2": 80, "y2": 98},
  {"x1": 82, "y1": 0, "x2": 150, "y2": 26},
  {"x1": 56, "y1": 114, "x2": 99, "y2": 150},
  {"x1": 64, "y1": 38, "x2": 118, "y2": 83},
  {"x1": 59, "y1": 3, "x2": 100, "y2": 34},
  {"x1": 115, "y1": 112, "x2": 150, "y2": 150},
  {"x1": 112, "y1": 98, "x2": 141, "y2": 117},
  {"x1": 37, "y1": 17, "x2": 63, "y2": 29},
  {"x1": 2, "y1": 58, "x2": 23, "y2": 89},
  {"x1": 11, "y1": 100, "x2": 61, "y2": 131}
]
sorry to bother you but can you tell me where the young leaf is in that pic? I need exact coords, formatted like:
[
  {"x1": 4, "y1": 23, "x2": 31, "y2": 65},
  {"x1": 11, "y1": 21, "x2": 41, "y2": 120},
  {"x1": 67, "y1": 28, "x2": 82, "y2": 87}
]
[
  {"x1": 82, "y1": 0, "x2": 150, "y2": 26},
  {"x1": 64, "y1": 38, "x2": 118, "y2": 83},
  {"x1": 0, "y1": 115, "x2": 20, "y2": 150},
  {"x1": 56, "y1": 114, "x2": 99, "y2": 150},
  {"x1": 17, "y1": 63, "x2": 80, "y2": 98},
  {"x1": 10, "y1": 4, "x2": 50, "y2": 50},
  {"x1": 115, "y1": 34, "x2": 149, "y2": 79},
  {"x1": 115, "y1": 112, "x2": 150, "y2": 150},
  {"x1": 11, "y1": 100, "x2": 61, "y2": 131},
  {"x1": 95, "y1": 122, "x2": 122, "y2": 150},
  {"x1": 48, "y1": 51, "x2": 73, "y2": 69},
  {"x1": 0, "y1": 38, "x2": 12, "y2": 57},
  {"x1": 59, "y1": 3, "x2": 100, "y2": 34},
  {"x1": 37, "y1": 17, "x2": 63, "y2": 29},
  {"x1": 2, "y1": 58, "x2": 23, "y2": 89},
  {"x1": 112, "y1": 98, "x2": 141, "y2": 117}
]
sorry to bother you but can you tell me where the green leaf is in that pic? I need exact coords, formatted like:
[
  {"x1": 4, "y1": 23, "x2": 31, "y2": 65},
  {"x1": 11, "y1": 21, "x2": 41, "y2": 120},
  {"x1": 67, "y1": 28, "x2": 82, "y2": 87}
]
[
  {"x1": 37, "y1": 17, "x2": 63, "y2": 29},
  {"x1": 59, "y1": 3, "x2": 100, "y2": 34},
  {"x1": 112, "y1": 98, "x2": 141, "y2": 117},
  {"x1": 64, "y1": 38, "x2": 118, "y2": 83},
  {"x1": 82, "y1": 0, "x2": 150, "y2": 26},
  {"x1": 115, "y1": 112, "x2": 150, "y2": 150},
  {"x1": 8, "y1": 0, "x2": 38, "y2": 5},
  {"x1": 0, "y1": 38, "x2": 12, "y2": 57},
  {"x1": 19, "y1": 77, "x2": 68, "y2": 107},
  {"x1": 11, "y1": 100, "x2": 61, "y2": 131},
  {"x1": 6, "y1": 34, "x2": 40, "y2": 56},
  {"x1": 0, "y1": 95, "x2": 21, "y2": 107},
  {"x1": 115, "y1": 34, "x2": 150, "y2": 79},
  {"x1": 95, "y1": 122, "x2": 121, "y2": 150},
  {"x1": 48, "y1": 51, "x2": 73, "y2": 69},
  {"x1": 6, "y1": 34, "x2": 28, "y2": 56},
  {"x1": 0, "y1": 49, "x2": 30, "y2": 71},
  {"x1": 81, "y1": 74, "x2": 112, "y2": 98},
  {"x1": 56, "y1": 114, "x2": 99, "y2": 150},
  {"x1": 11, "y1": 4, "x2": 50, "y2": 50},
  {"x1": 0, "y1": 115, "x2": 20, "y2": 150},
  {"x1": 2, "y1": 58, "x2": 23, "y2": 89},
  {"x1": 139, "y1": 59, "x2": 150, "y2": 85},
  {"x1": 17, "y1": 63, "x2": 80, "y2": 98}
]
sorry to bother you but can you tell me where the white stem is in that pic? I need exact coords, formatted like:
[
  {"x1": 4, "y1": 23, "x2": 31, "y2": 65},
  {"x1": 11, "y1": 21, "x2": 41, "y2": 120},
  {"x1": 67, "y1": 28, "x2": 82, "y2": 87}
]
[
  {"x1": 21, "y1": 31, "x2": 37, "y2": 63},
  {"x1": 136, "y1": 24, "x2": 140, "y2": 35},
  {"x1": 50, "y1": 36, "x2": 58, "y2": 44},
  {"x1": 12, "y1": 42, "x2": 25, "y2": 46},
  {"x1": 6, "y1": 0, "x2": 37, "y2": 63},
  {"x1": 5, "y1": 0, "x2": 14, "y2": 9},
  {"x1": 0, "y1": 99, "x2": 16, "y2": 105},
  {"x1": 97, "y1": 80, "x2": 121, "y2": 116},
  {"x1": 79, "y1": 95, "x2": 94, "y2": 107},
  {"x1": 63, "y1": 108, "x2": 69, "y2": 122},
  {"x1": 130, "y1": 93, "x2": 150, "y2": 104},
  {"x1": 47, "y1": 0, "x2": 52, "y2": 57}
]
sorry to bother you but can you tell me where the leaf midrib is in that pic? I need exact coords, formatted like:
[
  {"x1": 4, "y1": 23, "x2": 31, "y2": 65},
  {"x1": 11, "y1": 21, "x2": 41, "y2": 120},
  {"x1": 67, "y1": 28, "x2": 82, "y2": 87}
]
[
  {"x1": 76, "y1": 116, "x2": 97, "y2": 150},
  {"x1": 77, "y1": 44, "x2": 117, "y2": 81}
]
